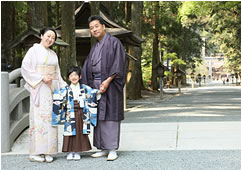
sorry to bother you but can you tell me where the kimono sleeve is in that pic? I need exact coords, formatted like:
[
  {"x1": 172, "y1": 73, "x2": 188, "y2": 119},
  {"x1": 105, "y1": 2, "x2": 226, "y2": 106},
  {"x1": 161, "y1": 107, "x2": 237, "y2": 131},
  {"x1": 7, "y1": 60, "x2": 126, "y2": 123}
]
[
  {"x1": 83, "y1": 84, "x2": 100, "y2": 127},
  {"x1": 52, "y1": 87, "x2": 68, "y2": 126},
  {"x1": 108, "y1": 39, "x2": 126, "y2": 80},
  {"x1": 81, "y1": 59, "x2": 88, "y2": 85},
  {"x1": 21, "y1": 47, "x2": 43, "y2": 88},
  {"x1": 63, "y1": 87, "x2": 76, "y2": 136}
]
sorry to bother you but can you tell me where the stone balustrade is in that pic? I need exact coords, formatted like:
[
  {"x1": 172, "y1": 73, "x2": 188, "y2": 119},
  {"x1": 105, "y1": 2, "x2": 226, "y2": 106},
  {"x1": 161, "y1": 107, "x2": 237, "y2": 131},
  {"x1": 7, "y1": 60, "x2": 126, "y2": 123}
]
[{"x1": 1, "y1": 69, "x2": 30, "y2": 153}]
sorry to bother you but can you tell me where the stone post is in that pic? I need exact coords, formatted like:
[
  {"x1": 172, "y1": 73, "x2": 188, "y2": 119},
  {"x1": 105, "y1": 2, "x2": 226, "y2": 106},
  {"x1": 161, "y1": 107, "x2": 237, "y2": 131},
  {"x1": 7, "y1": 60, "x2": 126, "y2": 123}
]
[
  {"x1": 1, "y1": 72, "x2": 10, "y2": 152},
  {"x1": 123, "y1": 84, "x2": 126, "y2": 110},
  {"x1": 178, "y1": 79, "x2": 182, "y2": 96},
  {"x1": 159, "y1": 77, "x2": 163, "y2": 99}
]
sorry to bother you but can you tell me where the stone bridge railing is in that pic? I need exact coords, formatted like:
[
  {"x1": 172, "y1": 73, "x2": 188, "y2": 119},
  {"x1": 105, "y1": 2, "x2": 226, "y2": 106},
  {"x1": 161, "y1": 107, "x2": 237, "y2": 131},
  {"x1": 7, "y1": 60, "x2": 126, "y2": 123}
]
[{"x1": 1, "y1": 69, "x2": 30, "y2": 153}]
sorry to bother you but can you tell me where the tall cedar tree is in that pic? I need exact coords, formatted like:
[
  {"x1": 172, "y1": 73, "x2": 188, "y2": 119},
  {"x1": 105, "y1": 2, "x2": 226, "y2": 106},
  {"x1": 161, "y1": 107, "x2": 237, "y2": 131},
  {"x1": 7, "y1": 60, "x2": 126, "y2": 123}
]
[
  {"x1": 126, "y1": 1, "x2": 143, "y2": 99},
  {"x1": 151, "y1": 2, "x2": 160, "y2": 90},
  {"x1": 60, "y1": 2, "x2": 77, "y2": 81}
]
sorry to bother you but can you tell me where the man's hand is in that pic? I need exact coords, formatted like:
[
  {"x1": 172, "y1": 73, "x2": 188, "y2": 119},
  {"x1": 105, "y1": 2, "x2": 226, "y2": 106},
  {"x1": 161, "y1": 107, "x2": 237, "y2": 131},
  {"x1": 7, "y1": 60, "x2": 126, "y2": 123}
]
[
  {"x1": 99, "y1": 79, "x2": 110, "y2": 93},
  {"x1": 99, "y1": 74, "x2": 116, "y2": 94}
]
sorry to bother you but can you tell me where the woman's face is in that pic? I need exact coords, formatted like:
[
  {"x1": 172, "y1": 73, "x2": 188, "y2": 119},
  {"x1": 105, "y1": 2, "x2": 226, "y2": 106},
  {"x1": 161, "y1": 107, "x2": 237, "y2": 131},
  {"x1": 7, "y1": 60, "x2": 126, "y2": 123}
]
[{"x1": 40, "y1": 30, "x2": 56, "y2": 48}]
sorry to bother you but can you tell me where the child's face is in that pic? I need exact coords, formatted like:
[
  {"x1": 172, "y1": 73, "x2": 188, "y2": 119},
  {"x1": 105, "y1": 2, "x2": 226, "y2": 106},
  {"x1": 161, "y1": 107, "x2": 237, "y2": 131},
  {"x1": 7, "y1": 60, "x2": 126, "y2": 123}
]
[{"x1": 68, "y1": 72, "x2": 81, "y2": 85}]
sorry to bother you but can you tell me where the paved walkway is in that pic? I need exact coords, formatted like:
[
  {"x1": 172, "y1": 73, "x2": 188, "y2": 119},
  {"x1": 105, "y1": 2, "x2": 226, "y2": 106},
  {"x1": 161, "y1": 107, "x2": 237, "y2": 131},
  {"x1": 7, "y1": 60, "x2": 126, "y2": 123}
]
[
  {"x1": 122, "y1": 82, "x2": 241, "y2": 151},
  {"x1": 2, "y1": 81, "x2": 241, "y2": 170}
]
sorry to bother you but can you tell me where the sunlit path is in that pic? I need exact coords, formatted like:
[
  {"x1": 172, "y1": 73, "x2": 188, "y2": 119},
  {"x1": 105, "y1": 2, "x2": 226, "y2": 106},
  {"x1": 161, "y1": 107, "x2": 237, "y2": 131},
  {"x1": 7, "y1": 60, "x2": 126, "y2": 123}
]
[{"x1": 124, "y1": 84, "x2": 241, "y2": 123}]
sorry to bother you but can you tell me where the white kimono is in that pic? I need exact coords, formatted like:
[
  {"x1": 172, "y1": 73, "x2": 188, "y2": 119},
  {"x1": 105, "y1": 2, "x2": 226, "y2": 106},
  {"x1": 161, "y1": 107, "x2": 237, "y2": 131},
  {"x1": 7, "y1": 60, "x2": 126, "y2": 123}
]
[{"x1": 21, "y1": 43, "x2": 66, "y2": 155}]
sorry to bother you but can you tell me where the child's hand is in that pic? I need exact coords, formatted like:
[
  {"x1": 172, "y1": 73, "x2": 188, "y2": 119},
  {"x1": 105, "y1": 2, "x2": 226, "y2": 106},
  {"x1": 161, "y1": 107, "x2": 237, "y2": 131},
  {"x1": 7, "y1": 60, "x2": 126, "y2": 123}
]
[
  {"x1": 50, "y1": 85, "x2": 54, "y2": 93},
  {"x1": 96, "y1": 90, "x2": 101, "y2": 100}
]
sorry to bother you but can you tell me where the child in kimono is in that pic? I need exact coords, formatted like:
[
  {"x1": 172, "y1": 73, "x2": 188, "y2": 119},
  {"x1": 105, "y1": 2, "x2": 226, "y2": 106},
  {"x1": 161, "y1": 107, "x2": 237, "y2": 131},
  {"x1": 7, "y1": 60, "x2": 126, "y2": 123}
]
[{"x1": 52, "y1": 66, "x2": 100, "y2": 160}]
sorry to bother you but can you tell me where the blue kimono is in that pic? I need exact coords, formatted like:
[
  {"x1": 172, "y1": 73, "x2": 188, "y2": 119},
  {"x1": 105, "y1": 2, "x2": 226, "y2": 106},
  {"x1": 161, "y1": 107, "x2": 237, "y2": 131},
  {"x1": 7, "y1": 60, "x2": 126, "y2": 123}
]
[{"x1": 52, "y1": 83, "x2": 100, "y2": 136}]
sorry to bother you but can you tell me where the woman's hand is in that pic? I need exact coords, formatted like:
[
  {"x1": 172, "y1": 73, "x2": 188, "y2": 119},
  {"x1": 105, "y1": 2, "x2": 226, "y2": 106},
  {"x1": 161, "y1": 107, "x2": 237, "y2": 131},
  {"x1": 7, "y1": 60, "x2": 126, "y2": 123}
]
[{"x1": 43, "y1": 75, "x2": 52, "y2": 85}]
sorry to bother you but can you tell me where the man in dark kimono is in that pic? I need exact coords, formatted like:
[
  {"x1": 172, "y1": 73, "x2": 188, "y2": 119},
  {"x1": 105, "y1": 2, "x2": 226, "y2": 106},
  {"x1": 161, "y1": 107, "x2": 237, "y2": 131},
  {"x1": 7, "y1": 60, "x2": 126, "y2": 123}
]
[{"x1": 81, "y1": 15, "x2": 126, "y2": 161}]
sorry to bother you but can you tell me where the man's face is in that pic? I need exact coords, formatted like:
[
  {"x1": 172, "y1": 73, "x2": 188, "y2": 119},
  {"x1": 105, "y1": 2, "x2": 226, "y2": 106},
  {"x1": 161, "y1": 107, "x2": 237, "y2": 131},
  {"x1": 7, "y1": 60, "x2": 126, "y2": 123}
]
[{"x1": 89, "y1": 20, "x2": 105, "y2": 40}]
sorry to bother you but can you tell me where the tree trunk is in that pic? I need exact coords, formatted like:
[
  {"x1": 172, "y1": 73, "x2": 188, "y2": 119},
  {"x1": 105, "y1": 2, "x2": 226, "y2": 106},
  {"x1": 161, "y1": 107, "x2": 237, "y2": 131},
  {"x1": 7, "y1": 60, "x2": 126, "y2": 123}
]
[
  {"x1": 151, "y1": 1, "x2": 160, "y2": 90},
  {"x1": 125, "y1": 1, "x2": 131, "y2": 24},
  {"x1": 126, "y1": 1, "x2": 143, "y2": 99},
  {"x1": 27, "y1": 1, "x2": 48, "y2": 28},
  {"x1": 56, "y1": 2, "x2": 60, "y2": 59},
  {"x1": 60, "y1": 2, "x2": 77, "y2": 81},
  {"x1": 1, "y1": 2, "x2": 15, "y2": 71},
  {"x1": 56, "y1": 2, "x2": 60, "y2": 27},
  {"x1": 139, "y1": 3, "x2": 145, "y2": 90}
]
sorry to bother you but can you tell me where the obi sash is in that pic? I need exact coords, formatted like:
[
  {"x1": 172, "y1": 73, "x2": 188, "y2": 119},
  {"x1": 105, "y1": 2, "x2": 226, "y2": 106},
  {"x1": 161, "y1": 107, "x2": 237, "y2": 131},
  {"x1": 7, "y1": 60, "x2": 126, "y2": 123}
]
[{"x1": 36, "y1": 65, "x2": 57, "y2": 80}]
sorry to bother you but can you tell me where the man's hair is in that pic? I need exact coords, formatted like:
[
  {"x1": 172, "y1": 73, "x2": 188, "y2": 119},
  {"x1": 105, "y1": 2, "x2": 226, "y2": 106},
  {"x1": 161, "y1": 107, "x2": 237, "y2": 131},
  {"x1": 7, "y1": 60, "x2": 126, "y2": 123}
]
[
  {"x1": 88, "y1": 15, "x2": 105, "y2": 25},
  {"x1": 39, "y1": 27, "x2": 57, "y2": 41},
  {"x1": 67, "y1": 66, "x2": 81, "y2": 78}
]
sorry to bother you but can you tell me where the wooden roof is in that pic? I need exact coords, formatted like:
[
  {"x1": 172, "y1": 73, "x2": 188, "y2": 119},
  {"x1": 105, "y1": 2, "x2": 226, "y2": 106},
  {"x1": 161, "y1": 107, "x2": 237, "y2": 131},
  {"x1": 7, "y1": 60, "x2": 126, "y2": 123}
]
[
  {"x1": 56, "y1": 2, "x2": 144, "y2": 47},
  {"x1": 7, "y1": 26, "x2": 69, "y2": 50}
]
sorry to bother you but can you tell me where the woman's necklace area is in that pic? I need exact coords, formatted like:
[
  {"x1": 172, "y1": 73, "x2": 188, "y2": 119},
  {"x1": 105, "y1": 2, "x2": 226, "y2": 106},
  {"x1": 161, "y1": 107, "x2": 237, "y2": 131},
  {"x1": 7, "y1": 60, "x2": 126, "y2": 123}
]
[{"x1": 44, "y1": 49, "x2": 50, "y2": 65}]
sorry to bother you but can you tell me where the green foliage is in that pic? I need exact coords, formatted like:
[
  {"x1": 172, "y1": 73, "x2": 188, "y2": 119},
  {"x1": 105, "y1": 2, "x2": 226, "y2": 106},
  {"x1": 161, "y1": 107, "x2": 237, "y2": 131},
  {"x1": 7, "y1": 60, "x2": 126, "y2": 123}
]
[
  {"x1": 48, "y1": 2, "x2": 58, "y2": 27},
  {"x1": 171, "y1": 58, "x2": 186, "y2": 68},
  {"x1": 178, "y1": 1, "x2": 213, "y2": 26},
  {"x1": 142, "y1": 64, "x2": 152, "y2": 86},
  {"x1": 141, "y1": 1, "x2": 203, "y2": 85},
  {"x1": 108, "y1": 2, "x2": 127, "y2": 27},
  {"x1": 163, "y1": 53, "x2": 178, "y2": 61},
  {"x1": 164, "y1": 71, "x2": 173, "y2": 79},
  {"x1": 141, "y1": 33, "x2": 153, "y2": 84},
  {"x1": 179, "y1": 1, "x2": 241, "y2": 74},
  {"x1": 163, "y1": 52, "x2": 186, "y2": 70},
  {"x1": 14, "y1": 1, "x2": 28, "y2": 37}
]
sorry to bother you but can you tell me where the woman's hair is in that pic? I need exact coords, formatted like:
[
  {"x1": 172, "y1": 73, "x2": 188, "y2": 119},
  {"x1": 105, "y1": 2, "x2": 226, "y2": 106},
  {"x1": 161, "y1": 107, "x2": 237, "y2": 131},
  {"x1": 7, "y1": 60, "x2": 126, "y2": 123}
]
[
  {"x1": 67, "y1": 66, "x2": 81, "y2": 78},
  {"x1": 39, "y1": 27, "x2": 57, "y2": 41},
  {"x1": 88, "y1": 15, "x2": 105, "y2": 25}
]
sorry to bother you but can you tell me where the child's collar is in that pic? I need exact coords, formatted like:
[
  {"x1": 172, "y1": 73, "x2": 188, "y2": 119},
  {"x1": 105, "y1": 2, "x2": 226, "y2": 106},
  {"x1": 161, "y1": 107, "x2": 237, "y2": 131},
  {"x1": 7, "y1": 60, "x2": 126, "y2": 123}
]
[{"x1": 70, "y1": 82, "x2": 79, "y2": 87}]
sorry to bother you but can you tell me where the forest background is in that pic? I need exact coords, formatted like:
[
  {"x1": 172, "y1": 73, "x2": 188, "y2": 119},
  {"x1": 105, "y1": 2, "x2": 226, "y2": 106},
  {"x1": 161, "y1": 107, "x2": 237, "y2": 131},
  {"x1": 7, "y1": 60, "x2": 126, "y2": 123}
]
[{"x1": 1, "y1": 1, "x2": 241, "y2": 99}]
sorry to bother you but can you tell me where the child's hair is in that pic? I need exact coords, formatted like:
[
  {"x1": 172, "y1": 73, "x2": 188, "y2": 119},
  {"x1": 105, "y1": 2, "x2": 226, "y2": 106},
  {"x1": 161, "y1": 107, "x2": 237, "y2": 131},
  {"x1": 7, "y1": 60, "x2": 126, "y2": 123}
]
[{"x1": 67, "y1": 66, "x2": 81, "y2": 78}]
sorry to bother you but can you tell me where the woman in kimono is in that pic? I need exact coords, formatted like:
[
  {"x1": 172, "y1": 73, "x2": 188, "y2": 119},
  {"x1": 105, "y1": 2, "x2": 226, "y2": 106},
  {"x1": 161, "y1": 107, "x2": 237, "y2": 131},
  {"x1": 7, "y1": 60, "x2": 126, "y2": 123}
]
[{"x1": 21, "y1": 27, "x2": 67, "y2": 162}]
